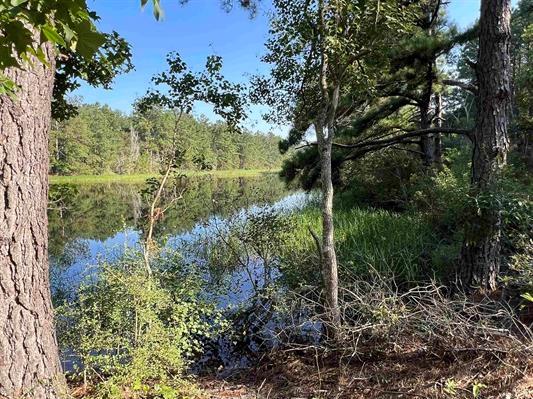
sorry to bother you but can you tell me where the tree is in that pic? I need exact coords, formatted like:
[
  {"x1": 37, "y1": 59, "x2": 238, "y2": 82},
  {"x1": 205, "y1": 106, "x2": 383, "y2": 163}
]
[
  {"x1": 511, "y1": 0, "x2": 533, "y2": 168},
  {"x1": 0, "y1": 1, "x2": 155, "y2": 396},
  {"x1": 277, "y1": 3, "x2": 478, "y2": 191},
  {"x1": 255, "y1": 0, "x2": 416, "y2": 334},
  {"x1": 136, "y1": 52, "x2": 246, "y2": 272},
  {"x1": 460, "y1": 0, "x2": 512, "y2": 291},
  {"x1": 0, "y1": 38, "x2": 64, "y2": 399}
]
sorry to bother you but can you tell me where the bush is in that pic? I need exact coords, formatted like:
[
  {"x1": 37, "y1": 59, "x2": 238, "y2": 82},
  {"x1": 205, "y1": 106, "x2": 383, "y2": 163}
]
[
  {"x1": 338, "y1": 149, "x2": 423, "y2": 210},
  {"x1": 56, "y1": 251, "x2": 221, "y2": 398}
]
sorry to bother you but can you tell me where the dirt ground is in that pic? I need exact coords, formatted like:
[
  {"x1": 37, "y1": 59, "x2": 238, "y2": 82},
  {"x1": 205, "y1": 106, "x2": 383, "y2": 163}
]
[{"x1": 198, "y1": 348, "x2": 533, "y2": 399}]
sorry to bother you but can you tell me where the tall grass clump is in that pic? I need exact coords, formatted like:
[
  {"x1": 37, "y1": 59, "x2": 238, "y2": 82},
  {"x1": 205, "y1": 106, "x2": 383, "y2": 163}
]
[{"x1": 281, "y1": 205, "x2": 438, "y2": 286}]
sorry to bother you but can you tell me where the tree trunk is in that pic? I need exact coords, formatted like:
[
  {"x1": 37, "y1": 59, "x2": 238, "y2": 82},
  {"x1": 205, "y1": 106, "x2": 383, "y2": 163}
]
[
  {"x1": 419, "y1": 101, "x2": 435, "y2": 167},
  {"x1": 315, "y1": 114, "x2": 341, "y2": 335},
  {"x1": 315, "y1": 0, "x2": 340, "y2": 338},
  {"x1": 434, "y1": 92, "x2": 443, "y2": 167},
  {"x1": 319, "y1": 137, "x2": 340, "y2": 331},
  {"x1": 0, "y1": 43, "x2": 64, "y2": 398},
  {"x1": 460, "y1": 0, "x2": 511, "y2": 291},
  {"x1": 524, "y1": 104, "x2": 533, "y2": 170},
  {"x1": 419, "y1": 16, "x2": 437, "y2": 167}
]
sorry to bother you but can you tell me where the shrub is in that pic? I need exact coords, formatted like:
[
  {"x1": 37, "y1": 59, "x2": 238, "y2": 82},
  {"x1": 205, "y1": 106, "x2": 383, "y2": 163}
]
[
  {"x1": 56, "y1": 251, "x2": 220, "y2": 398},
  {"x1": 338, "y1": 149, "x2": 423, "y2": 210}
]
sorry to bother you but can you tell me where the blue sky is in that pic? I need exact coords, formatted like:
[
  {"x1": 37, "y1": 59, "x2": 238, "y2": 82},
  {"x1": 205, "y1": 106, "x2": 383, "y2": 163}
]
[{"x1": 76, "y1": 0, "x2": 516, "y2": 134}]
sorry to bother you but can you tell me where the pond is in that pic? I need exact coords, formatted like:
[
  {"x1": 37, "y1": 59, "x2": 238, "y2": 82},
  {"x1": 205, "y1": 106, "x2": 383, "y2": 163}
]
[
  {"x1": 48, "y1": 173, "x2": 290, "y2": 281},
  {"x1": 48, "y1": 173, "x2": 317, "y2": 372}
]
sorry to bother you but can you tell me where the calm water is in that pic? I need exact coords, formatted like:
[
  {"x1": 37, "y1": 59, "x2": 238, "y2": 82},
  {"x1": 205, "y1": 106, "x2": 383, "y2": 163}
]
[
  {"x1": 48, "y1": 173, "x2": 319, "y2": 371},
  {"x1": 48, "y1": 173, "x2": 293, "y2": 279}
]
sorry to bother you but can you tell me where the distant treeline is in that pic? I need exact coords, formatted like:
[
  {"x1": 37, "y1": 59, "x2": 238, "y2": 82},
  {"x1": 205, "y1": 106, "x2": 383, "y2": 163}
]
[{"x1": 49, "y1": 104, "x2": 285, "y2": 175}]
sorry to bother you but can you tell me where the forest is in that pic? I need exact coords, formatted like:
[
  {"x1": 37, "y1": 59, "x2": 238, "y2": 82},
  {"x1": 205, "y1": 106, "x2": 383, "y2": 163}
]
[
  {"x1": 0, "y1": 0, "x2": 532, "y2": 398},
  {"x1": 49, "y1": 104, "x2": 284, "y2": 175}
]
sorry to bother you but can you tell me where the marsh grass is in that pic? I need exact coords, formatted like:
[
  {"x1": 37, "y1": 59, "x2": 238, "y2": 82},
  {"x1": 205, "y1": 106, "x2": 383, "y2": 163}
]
[
  {"x1": 282, "y1": 204, "x2": 438, "y2": 284},
  {"x1": 49, "y1": 169, "x2": 279, "y2": 185}
]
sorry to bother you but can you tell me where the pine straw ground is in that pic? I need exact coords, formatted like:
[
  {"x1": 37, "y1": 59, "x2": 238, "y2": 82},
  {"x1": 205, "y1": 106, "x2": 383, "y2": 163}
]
[
  {"x1": 199, "y1": 283, "x2": 533, "y2": 399},
  {"x1": 198, "y1": 346, "x2": 533, "y2": 398}
]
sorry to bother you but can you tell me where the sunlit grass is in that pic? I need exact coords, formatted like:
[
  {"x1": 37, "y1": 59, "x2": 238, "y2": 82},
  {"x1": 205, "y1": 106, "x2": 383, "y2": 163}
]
[
  {"x1": 282, "y1": 204, "x2": 438, "y2": 283},
  {"x1": 49, "y1": 169, "x2": 280, "y2": 184}
]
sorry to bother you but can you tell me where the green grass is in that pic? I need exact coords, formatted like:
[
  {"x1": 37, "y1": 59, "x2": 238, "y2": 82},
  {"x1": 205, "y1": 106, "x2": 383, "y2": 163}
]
[
  {"x1": 282, "y1": 204, "x2": 438, "y2": 284},
  {"x1": 49, "y1": 169, "x2": 279, "y2": 185}
]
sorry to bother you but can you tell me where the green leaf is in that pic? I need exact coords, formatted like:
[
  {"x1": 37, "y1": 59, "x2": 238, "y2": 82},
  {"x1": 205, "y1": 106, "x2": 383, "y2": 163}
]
[
  {"x1": 41, "y1": 24, "x2": 66, "y2": 47},
  {"x1": 472, "y1": 382, "x2": 486, "y2": 398},
  {"x1": 521, "y1": 293, "x2": 533, "y2": 302},
  {"x1": 76, "y1": 29, "x2": 106, "y2": 60},
  {"x1": 153, "y1": 1, "x2": 163, "y2": 20},
  {"x1": 0, "y1": 73, "x2": 18, "y2": 97},
  {"x1": 61, "y1": 24, "x2": 76, "y2": 46}
]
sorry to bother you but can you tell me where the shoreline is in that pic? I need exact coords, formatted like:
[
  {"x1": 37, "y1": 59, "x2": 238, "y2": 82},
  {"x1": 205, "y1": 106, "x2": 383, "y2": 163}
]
[{"x1": 49, "y1": 169, "x2": 280, "y2": 184}]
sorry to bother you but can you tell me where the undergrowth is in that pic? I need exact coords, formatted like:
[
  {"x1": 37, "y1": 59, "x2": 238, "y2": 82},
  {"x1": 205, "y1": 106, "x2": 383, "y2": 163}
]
[{"x1": 55, "y1": 251, "x2": 222, "y2": 399}]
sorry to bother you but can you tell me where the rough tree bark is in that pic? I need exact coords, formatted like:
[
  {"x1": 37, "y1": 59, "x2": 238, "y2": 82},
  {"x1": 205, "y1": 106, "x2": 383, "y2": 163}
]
[
  {"x1": 460, "y1": 0, "x2": 512, "y2": 291},
  {"x1": 0, "y1": 43, "x2": 64, "y2": 398}
]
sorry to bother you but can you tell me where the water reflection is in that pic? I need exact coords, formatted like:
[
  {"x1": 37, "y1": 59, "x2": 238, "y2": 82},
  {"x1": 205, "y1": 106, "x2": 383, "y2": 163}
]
[
  {"x1": 48, "y1": 173, "x2": 288, "y2": 274},
  {"x1": 48, "y1": 174, "x2": 318, "y2": 373}
]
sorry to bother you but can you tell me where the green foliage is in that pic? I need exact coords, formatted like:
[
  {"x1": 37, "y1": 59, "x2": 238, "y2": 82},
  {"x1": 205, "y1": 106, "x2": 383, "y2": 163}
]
[
  {"x1": 253, "y1": 0, "x2": 418, "y2": 131},
  {"x1": 138, "y1": 52, "x2": 246, "y2": 133},
  {"x1": 50, "y1": 104, "x2": 130, "y2": 174},
  {"x1": 53, "y1": 31, "x2": 133, "y2": 120},
  {"x1": 339, "y1": 149, "x2": 425, "y2": 210},
  {"x1": 472, "y1": 381, "x2": 487, "y2": 398},
  {"x1": 281, "y1": 203, "x2": 438, "y2": 285},
  {"x1": 0, "y1": 1, "x2": 100, "y2": 65},
  {"x1": 55, "y1": 252, "x2": 218, "y2": 398},
  {"x1": 0, "y1": 0, "x2": 104, "y2": 94},
  {"x1": 0, "y1": 0, "x2": 147, "y2": 115},
  {"x1": 511, "y1": 0, "x2": 533, "y2": 165},
  {"x1": 49, "y1": 103, "x2": 284, "y2": 175},
  {"x1": 205, "y1": 207, "x2": 295, "y2": 278}
]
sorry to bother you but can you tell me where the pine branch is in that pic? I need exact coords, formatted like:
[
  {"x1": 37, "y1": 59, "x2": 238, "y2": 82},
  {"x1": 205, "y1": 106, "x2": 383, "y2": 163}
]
[
  {"x1": 442, "y1": 79, "x2": 478, "y2": 94},
  {"x1": 334, "y1": 127, "x2": 472, "y2": 150}
]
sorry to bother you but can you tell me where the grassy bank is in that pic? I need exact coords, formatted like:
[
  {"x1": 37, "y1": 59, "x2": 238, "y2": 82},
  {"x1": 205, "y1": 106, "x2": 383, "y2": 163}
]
[
  {"x1": 281, "y1": 204, "x2": 440, "y2": 285},
  {"x1": 49, "y1": 169, "x2": 279, "y2": 185}
]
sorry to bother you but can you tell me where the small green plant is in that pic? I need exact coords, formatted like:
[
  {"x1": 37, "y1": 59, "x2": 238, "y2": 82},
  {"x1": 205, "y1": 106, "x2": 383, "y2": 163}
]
[
  {"x1": 443, "y1": 378, "x2": 458, "y2": 396},
  {"x1": 472, "y1": 381, "x2": 487, "y2": 398},
  {"x1": 522, "y1": 292, "x2": 533, "y2": 302}
]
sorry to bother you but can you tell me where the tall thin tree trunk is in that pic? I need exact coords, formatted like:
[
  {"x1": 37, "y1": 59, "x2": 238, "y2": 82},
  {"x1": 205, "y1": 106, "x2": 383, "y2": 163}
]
[
  {"x1": 419, "y1": 14, "x2": 437, "y2": 167},
  {"x1": 316, "y1": 126, "x2": 340, "y2": 332},
  {"x1": 524, "y1": 104, "x2": 533, "y2": 170},
  {"x1": 314, "y1": 0, "x2": 341, "y2": 338},
  {"x1": 434, "y1": 92, "x2": 443, "y2": 167},
  {"x1": 0, "y1": 43, "x2": 64, "y2": 398},
  {"x1": 419, "y1": 101, "x2": 435, "y2": 167},
  {"x1": 460, "y1": 0, "x2": 511, "y2": 291}
]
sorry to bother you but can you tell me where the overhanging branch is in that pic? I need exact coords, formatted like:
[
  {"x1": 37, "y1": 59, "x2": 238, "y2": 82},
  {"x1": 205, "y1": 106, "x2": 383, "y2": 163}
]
[
  {"x1": 442, "y1": 79, "x2": 478, "y2": 94},
  {"x1": 334, "y1": 127, "x2": 472, "y2": 150}
]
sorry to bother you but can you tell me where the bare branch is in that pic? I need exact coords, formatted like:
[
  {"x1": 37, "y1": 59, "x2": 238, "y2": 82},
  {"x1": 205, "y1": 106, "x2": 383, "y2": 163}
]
[{"x1": 442, "y1": 79, "x2": 478, "y2": 94}]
